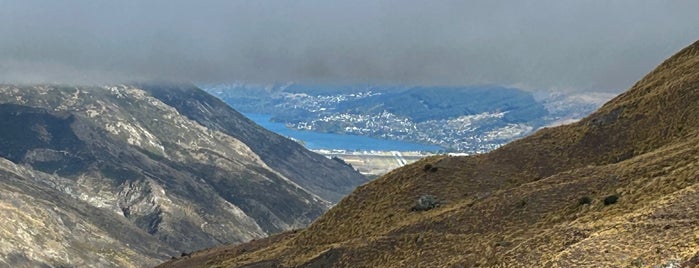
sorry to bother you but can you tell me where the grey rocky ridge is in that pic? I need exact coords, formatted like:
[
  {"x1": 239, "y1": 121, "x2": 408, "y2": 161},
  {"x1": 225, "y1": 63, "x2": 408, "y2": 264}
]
[{"x1": 0, "y1": 84, "x2": 367, "y2": 267}]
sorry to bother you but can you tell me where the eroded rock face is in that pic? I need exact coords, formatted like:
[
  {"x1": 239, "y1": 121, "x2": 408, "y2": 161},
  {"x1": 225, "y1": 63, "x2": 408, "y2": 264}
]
[
  {"x1": 0, "y1": 84, "x2": 367, "y2": 267},
  {"x1": 0, "y1": 158, "x2": 174, "y2": 267}
]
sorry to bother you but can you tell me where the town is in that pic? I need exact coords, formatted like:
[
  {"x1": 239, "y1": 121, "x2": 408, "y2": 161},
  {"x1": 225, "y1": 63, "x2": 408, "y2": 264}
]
[{"x1": 276, "y1": 90, "x2": 536, "y2": 153}]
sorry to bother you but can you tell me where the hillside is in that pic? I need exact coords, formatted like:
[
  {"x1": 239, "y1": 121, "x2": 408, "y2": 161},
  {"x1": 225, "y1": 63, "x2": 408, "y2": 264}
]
[
  {"x1": 169, "y1": 41, "x2": 699, "y2": 267},
  {"x1": 0, "y1": 85, "x2": 366, "y2": 267},
  {"x1": 141, "y1": 84, "x2": 366, "y2": 203}
]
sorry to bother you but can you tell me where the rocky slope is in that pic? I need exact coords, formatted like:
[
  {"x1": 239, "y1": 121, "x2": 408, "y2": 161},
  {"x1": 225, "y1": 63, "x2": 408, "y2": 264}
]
[
  {"x1": 142, "y1": 84, "x2": 366, "y2": 203},
  {"x1": 168, "y1": 41, "x2": 699, "y2": 267},
  {"x1": 0, "y1": 84, "x2": 366, "y2": 267}
]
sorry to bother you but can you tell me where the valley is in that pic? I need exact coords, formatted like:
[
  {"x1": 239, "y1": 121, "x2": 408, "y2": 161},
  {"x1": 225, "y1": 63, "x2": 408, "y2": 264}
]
[
  {"x1": 208, "y1": 86, "x2": 612, "y2": 177},
  {"x1": 206, "y1": 84, "x2": 613, "y2": 153},
  {"x1": 242, "y1": 112, "x2": 438, "y2": 176},
  {"x1": 163, "y1": 39, "x2": 699, "y2": 268},
  {"x1": 2, "y1": 2, "x2": 696, "y2": 267}
]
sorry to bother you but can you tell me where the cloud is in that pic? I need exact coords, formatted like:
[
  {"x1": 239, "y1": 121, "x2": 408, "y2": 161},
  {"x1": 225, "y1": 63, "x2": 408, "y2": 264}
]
[{"x1": 1, "y1": 0, "x2": 698, "y2": 92}]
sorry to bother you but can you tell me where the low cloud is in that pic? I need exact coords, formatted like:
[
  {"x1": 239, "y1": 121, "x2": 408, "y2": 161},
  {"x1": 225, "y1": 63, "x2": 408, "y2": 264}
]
[{"x1": 1, "y1": 0, "x2": 698, "y2": 92}]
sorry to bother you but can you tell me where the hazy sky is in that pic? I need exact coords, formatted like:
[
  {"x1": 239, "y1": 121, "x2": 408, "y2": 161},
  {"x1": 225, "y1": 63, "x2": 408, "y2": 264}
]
[{"x1": 1, "y1": 1, "x2": 698, "y2": 92}]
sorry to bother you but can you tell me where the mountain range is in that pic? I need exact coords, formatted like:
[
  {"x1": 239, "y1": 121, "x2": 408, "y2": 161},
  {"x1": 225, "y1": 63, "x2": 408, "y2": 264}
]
[
  {"x1": 163, "y1": 41, "x2": 699, "y2": 267},
  {"x1": 0, "y1": 84, "x2": 367, "y2": 267}
]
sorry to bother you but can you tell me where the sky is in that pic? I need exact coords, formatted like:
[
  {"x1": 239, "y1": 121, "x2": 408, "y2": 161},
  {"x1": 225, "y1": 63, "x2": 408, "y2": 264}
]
[{"x1": 1, "y1": 1, "x2": 698, "y2": 92}]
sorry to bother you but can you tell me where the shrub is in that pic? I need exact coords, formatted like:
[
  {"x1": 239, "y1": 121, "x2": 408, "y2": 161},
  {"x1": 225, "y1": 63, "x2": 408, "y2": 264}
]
[
  {"x1": 578, "y1": 196, "x2": 592, "y2": 205},
  {"x1": 516, "y1": 199, "x2": 527, "y2": 208},
  {"x1": 603, "y1": 195, "x2": 618, "y2": 205},
  {"x1": 630, "y1": 257, "x2": 644, "y2": 267},
  {"x1": 495, "y1": 240, "x2": 512, "y2": 247},
  {"x1": 423, "y1": 164, "x2": 438, "y2": 173},
  {"x1": 412, "y1": 195, "x2": 440, "y2": 211}
]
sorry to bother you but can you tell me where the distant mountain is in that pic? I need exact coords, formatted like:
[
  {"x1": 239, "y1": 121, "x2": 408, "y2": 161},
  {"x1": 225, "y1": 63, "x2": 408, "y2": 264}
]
[
  {"x1": 0, "y1": 84, "x2": 367, "y2": 267},
  {"x1": 168, "y1": 41, "x2": 699, "y2": 267},
  {"x1": 205, "y1": 84, "x2": 611, "y2": 153},
  {"x1": 334, "y1": 86, "x2": 547, "y2": 123},
  {"x1": 535, "y1": 91, "x2": 617, "y2": 127}
]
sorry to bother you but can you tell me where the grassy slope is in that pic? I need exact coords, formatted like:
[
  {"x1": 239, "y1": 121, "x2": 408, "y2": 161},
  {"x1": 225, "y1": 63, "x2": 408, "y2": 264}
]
[{"x1": 169, "y1": 40, "x2": 699, "y2": 267}]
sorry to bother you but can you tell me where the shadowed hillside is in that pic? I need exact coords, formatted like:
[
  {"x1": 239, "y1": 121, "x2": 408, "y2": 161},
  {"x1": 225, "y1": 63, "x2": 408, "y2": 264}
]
[{"x1": 162, "y1": 40, "x2": 699, "y2": 267}]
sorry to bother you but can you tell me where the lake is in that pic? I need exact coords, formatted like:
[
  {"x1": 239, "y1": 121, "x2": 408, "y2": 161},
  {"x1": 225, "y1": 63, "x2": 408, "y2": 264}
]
[{"x1": 244, "y1": 113, "x2": 442, "y2": 152}]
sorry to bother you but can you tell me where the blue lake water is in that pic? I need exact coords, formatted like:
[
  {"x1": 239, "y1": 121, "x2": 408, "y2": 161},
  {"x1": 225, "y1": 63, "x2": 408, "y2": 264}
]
[{"x1": 244, "y1": 113, "x2": 442, "y2": 152}]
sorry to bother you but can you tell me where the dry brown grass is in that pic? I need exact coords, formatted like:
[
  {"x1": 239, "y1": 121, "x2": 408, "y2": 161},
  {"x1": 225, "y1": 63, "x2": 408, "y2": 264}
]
[{"x1": 163, "y1": 40, "x2": 699, "y2": 268}]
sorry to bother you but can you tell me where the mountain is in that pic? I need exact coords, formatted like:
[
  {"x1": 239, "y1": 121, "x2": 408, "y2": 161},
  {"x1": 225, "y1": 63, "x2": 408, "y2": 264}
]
[
  {"x1": 0, "y1": 84, "x2": 367, "y2": 267},
  {"x1": 142, "y1": 84, "x2": 367, "y2": 203},
  {"x1": 166, "y1": 41, "x2": 699, "y2": 267},
  {"x1": 534, "y1": 91, "x2": 617, "y2": 127},
  {"x1": 333, "y1": 86, "x2": 547, "y2": 123}
]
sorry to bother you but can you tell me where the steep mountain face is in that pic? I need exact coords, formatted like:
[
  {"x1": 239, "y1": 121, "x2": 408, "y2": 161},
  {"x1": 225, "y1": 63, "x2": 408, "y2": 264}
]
[
  {"x1": 174, "y1": 41, "x2": 699, "y2": 267},
  {"x1": 0, "y1": 157, "x2": 175, "y2": 267},
  {"x1": 0, "y1": 85, "x2": 366, "y2": 267}
]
